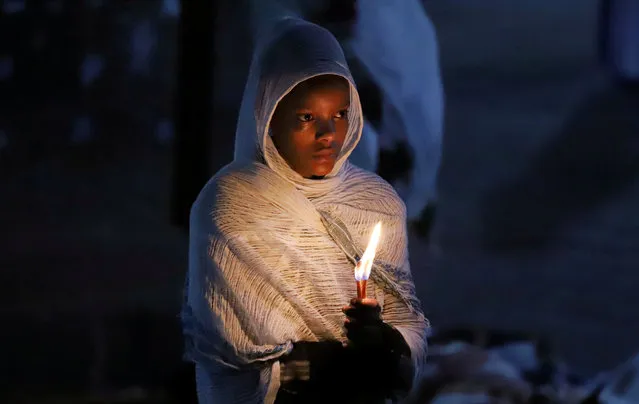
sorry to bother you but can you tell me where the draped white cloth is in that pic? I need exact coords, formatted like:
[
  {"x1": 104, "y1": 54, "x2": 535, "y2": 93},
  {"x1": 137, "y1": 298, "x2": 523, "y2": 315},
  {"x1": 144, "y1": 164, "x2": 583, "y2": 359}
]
[{"x1": 182, "y1": 18, "x2": 428, "y2": 404}]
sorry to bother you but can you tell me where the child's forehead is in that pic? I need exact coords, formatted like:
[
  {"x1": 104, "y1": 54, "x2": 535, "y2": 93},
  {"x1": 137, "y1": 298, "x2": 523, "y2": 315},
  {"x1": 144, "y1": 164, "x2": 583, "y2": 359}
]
[{"x1": 281, "y1": 76, "x2": 351, "y2": 107}]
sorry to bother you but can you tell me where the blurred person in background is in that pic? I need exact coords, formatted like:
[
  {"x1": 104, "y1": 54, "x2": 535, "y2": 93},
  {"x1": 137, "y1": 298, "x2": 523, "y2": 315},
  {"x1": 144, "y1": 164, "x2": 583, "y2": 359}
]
[
  {"x1": 345, "y1": 0, "x2": 445, "y2": 240},
  {"x1": 600, "y1": 0, "x2": 639, "y2": 89}
]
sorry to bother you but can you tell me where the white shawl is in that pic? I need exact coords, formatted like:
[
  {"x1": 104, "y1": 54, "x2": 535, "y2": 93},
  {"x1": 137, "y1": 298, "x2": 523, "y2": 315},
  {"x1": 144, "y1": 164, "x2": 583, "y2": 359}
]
[{"x1": 183, "y1": 18, "x2": 428, "y2": 404}]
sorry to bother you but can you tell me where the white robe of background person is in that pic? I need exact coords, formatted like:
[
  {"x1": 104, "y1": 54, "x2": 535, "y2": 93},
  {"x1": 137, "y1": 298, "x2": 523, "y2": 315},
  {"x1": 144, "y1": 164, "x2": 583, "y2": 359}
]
[
  {"x1": 605, "y1": 0, "x2": 639, "y2": 81},
  {"x1": 348, "y1": 0, "x2": 445, "y2": 221}
]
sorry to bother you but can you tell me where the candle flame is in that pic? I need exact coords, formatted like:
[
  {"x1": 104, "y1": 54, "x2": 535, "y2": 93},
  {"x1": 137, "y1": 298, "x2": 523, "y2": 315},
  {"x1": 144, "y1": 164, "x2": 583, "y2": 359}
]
[{"x1": 354, "y1": 222, "x2": 382, "y2": 281}]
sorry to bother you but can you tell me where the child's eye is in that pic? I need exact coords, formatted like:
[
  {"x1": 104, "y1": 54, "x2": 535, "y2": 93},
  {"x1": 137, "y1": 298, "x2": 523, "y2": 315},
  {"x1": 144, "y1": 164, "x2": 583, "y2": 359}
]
[
  {"x1": 335, "y1": 109, "x2": 349, "y2": 119},
  {"x1": 297, "y1": 113, "x2": 313, "y2": 122}
]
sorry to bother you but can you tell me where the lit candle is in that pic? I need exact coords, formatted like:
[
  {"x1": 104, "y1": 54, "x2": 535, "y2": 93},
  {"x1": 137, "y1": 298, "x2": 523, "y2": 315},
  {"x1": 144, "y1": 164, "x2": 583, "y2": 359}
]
[{"x1": 354, "y1": 222, "x2": 382, "y2": 299}]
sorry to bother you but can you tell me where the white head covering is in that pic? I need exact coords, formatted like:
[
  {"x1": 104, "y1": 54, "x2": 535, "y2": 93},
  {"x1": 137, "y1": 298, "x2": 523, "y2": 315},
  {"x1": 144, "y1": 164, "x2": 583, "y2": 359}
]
[{"x1": 233, "y1": 17, "x2": 364, "y2": 198}]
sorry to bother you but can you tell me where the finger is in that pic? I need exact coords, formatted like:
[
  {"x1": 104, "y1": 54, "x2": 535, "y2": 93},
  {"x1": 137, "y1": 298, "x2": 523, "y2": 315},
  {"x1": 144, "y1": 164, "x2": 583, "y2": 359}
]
[
  {"x1": 350, "y1": 297, "x2": 378, "y2": 306},
  {"x1": 360, "y1": 298, "x2": 378, "y2": 307},
  {"x1": 345, "y1": 306, "x2": 380, "y2": 321},
  {"x1": 351, "y1": 299, "x2": 381, "y2": 311},
  {"x1": 345, "y1": 321, "x2": 379, "y2": 336},
  {"x1": 344, "y1": 318, "x2": 357, "y2": 328},
  {"x1": 345, "y1": 321, "x2": 370, "y2": 338},
  {"x1": 344, "y1": 311, "x2": 378, "y2": 325},
  {"x1": 342, "y1": 304, "x2": 355, "y2": 313}
]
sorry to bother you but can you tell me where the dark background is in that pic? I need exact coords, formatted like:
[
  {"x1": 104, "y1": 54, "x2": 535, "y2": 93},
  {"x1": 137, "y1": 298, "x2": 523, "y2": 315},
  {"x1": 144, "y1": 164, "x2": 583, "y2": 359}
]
[{"x1": 1, "y1": 0, "x2": 638, "y2": 402}]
